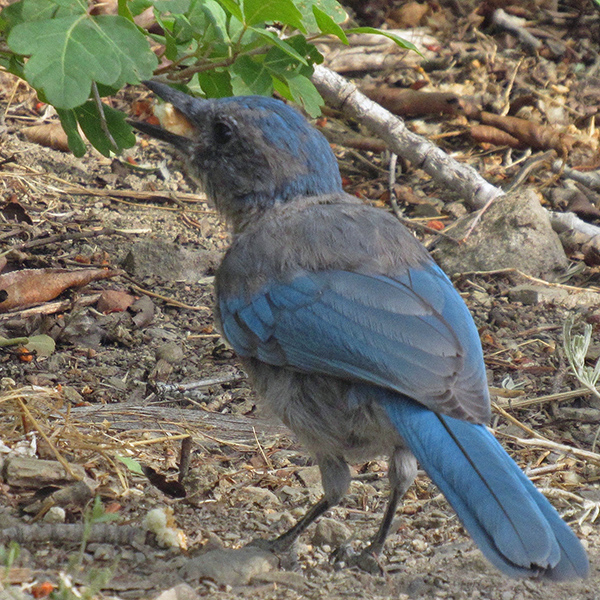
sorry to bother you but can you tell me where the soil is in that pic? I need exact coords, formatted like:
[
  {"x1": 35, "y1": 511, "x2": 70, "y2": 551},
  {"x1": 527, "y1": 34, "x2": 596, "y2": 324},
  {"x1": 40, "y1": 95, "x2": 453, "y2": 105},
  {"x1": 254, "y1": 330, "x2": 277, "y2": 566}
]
[{"x1": 1, "y1": 2, "x2": 600, "y2": 599}]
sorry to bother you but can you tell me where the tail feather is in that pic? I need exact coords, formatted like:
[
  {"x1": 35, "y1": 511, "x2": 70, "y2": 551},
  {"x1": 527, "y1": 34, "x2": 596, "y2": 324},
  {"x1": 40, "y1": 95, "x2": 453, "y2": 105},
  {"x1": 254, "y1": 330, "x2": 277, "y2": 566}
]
[{"x1": 380, "y1": 394, "x2": 589, "y2": 580}]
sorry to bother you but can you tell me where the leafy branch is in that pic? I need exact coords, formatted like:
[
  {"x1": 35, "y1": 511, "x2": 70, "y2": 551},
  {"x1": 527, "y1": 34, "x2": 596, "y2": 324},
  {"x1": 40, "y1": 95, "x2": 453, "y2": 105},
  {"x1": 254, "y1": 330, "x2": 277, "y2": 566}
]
[
  {"x1": 563, "y1": 315, "x2": 600, "y2": 407},
  {"x1": 0, "y1": 0, "x2": 417, "y2": 157}
]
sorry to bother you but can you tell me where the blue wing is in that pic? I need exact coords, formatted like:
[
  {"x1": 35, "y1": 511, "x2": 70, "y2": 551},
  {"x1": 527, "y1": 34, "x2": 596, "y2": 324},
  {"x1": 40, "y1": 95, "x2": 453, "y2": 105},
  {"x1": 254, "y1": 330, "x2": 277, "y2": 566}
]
[{"x1": 219, "y1": 261, "x2": 489, "y2": 422}]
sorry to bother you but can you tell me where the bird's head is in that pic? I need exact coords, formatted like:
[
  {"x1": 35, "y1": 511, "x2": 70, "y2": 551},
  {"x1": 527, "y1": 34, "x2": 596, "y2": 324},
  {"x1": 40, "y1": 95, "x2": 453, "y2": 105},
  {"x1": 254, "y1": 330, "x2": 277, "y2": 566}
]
[{"x1": 132, "y1": 81, "x2": 342, "y2": 230}]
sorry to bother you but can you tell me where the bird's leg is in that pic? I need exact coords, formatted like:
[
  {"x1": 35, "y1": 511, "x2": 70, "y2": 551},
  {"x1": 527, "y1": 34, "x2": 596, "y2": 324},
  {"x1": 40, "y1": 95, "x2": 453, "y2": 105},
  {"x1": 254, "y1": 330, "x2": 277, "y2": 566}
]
[
  {"x1": 333, "y1": 447, "x2": 417, "y2": 573},
  {"x1": 252, "y1": 497, "x2": 332, "y2": 554},
  {"x1": 248, "y1": 455, "x2": 351, "y2": 555}
]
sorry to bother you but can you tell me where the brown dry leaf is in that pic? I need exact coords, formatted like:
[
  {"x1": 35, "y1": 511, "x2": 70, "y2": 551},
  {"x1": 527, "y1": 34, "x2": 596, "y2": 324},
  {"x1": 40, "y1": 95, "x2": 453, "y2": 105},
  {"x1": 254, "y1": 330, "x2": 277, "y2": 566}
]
[
  {"x1": 2, "y1": 198, "x2": 33, "y2": 224},
  {"x1": 97, "y1": 289, "x2": 136, "y2": 313},
  {"x1": 478, "y1": 111, "x2": 574, "y2": 153},
  {"x1": 0, "y1": 268, "x2": 120, "y2": 313},
  {"x1": 470, "y1": 124, "x2": 526, "y2": 149},
  {"x1": 21, "y1": 123, "x2": 70, "y2": 152},
  {"x1": 566, "y1": 191, "x2": 600, "y2": 220},
  {"x1": 362, "y1": 86, "x2": 459, "y2": 117},
  {"x1": 389, "y1": 2, "x2": 430, "y2": 27}
]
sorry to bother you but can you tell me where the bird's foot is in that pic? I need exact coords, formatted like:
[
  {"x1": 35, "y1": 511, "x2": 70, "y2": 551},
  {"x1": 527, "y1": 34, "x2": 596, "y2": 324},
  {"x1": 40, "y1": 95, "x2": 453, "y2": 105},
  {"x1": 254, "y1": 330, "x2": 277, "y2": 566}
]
[
  {"x1": 245, "y1": 537, "x2": 299, "y2": 570},
  {"x1": 330, "y1": 544, "x2": 383, "y2": 575}
]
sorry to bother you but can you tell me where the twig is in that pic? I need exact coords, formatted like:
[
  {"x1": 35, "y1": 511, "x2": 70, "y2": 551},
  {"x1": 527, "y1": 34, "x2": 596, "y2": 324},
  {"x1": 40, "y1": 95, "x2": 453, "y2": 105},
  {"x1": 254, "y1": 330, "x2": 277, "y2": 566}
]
[
  {"x1": 311, "y1": 65, "x2": 504, "y2": 210},
  {"x1": 491, "y1": 402, "x2": 546, "y2": 439},
  {"x1": 62, "y1": 185, "x2": 211, "y2": 206},
  {"x1": 129, "y1": 433, "x2": 191, "y2": 447},
  {"x1": 0, "y1": 523, "x2": 145, "y2": 546},
  {"x1": 154, "y1": 374, "x2": 245, "y2": 396},
  {"x1": 129, "y1": 283, "x2": 210, "y2": 311},
  {"x1": 16, "y1": 398, "x2": 81, "y2": 480},
  {"x1": 14, "y1": 227, "x2": 127, "y2": 251},
  {"x1": 492, "y1": 9, "x2": 542, "y2": 52},
  {"x1": 551, "y1": 160, "x2": 600, "y2": 190},
  {"x1": 500, "y1": 57, "x2": 524, "y2": 117},
  {"x1": 460, "y1": 193, "x2": 499, "y2": 241},
  {"x1": 387, "y1": 153, "x2": 403, "y2": 221},
  {"x1": 498, "y1": 431, "x2": 600, "y2": 466},
  {"x1": 497, "y1": 387, "x2": 592, "y2": 410},
  {"x1": 253, "y1": 426, "x2": 272, "y2": 469},
  {"x1": 0, "y1": 294, "x2": 101, "y2": 321},
  {"x1": 549, "y1": 210, "x2": 600, "y2": 243},
  {"x1": 91, "y1": 82, "x2": 118, "y2": 153}
]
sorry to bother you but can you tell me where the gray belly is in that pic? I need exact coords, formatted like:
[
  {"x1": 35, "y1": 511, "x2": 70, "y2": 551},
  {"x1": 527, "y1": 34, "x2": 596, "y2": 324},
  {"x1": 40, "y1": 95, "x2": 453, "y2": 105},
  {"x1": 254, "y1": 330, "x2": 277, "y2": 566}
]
[{"x1": 244, "y1": 358, "x2": 404, "y2": 462}]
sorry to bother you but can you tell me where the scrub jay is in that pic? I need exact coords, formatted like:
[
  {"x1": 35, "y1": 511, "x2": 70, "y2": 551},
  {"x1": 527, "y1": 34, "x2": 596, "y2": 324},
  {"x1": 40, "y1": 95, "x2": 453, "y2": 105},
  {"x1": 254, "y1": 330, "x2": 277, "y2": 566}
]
[{"x1": 132, "y1": 81, "x2": 589, "y2": 580}]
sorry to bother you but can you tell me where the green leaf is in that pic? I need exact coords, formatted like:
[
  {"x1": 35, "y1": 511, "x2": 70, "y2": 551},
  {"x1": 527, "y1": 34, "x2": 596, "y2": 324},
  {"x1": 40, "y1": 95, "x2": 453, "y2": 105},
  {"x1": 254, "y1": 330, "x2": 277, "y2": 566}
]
[
  {"x1": 195, "y1": 70, "x2": 233, "y2": 97},
  {"x1": 154, "y1": 11, "x2": 178, "y2": 61},
  {"x1": 198, "y1": 0, "x2": 230, "y2": 43},
  {"x1": 231, "y1": 54, "x2": 272, "y2": 96},
  {"x1": 117, "y1": 0, "x2": 135, "y2": 22},
  {"x1": 285, "y1": 71, "x2": 322, "y2": 117},
  {"x1": 154, "y1": 0, "x2": 190, "y2": 12},
  {"x1": 8, "y1": 14, "x2": 157, "y2": 109},
  {"x1": 129, "y1": 0, "x2": 152, "y2": 16},
  {"x1": 263, "y1": 34, "x2": 321, "y2": 75},
  {"x1": 57, "y1": 108, "x2": 87, "y2": 156},
  {"x1": 0, "y1": 0, "x2": 82, "y2": 29},
  {"x1": 294, "y1": 0, "x2": 346, "y2": 32},
  {"x1": 116, "y1": 455, "x2": 145, "y2": 475},
  {"x1": 242, "y1": 0, "x2": 305, "y2": 31},
  {"x1": 215, "y1": 0, "x2": 243, "y2": 22},
  {"x1": 87, "y1": 496, "x2": 120, "y2": 523},
  {"x1": 312, "y1": 5, "x2": 347, "y2": 44},
  {"x1": 250, "y1": 28, "x2": 308, "y2": 64},
  {"x1": 24, "y1": 334, "x2": 55, "y2": 358},
  {"x1": 271, "y1": 76, "x2": 294, "y2": 101},
  {"x1": 74, "y1": 101, "x2": 136, "y2": 157},
  {"x1": 345, "y1": 27, "x2": 421, "y2": 54}
]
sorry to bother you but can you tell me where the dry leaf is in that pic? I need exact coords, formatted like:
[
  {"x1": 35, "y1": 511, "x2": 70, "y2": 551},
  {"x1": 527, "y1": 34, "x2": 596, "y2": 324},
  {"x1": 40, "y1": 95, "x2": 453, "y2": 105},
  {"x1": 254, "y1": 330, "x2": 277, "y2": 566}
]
[
  {"x1": 21, "y1": 123, "x2": 70, "y2": 152},
  {"x1": 97, "y1": 289, "x2": 136, "y2": 313},
  {"x1": 362, "y1": 86, "x2": 460, "y2": 117},
  {"x1": 0, "y1": 268, "x2": 120, "y2": 313},
  {"x1": 470, "y1": 124, "x2": 526, "y2": 149}
]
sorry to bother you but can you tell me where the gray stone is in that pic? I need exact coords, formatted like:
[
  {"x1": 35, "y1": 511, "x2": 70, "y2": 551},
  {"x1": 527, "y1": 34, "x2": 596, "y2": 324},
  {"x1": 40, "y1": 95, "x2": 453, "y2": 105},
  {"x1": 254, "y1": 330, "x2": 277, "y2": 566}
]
[
  {"x1": 238, "y1": 485, "x2": 281, "y2": 506},
  {"x1": 434, "y1": 189, "x2": 568, "y2": 280},
  {"x1": 508, "y1": 284, "x2": 568, "y2": 305},
  {"x1": 156, "y1": 342, "x2": 185, "y2": 363},
  {"x1": 153, "y1": 583, "x2": 200, "y2": 600},
  {"x1": 122, "y1": 239, "x2": 222, "y2": 283},
  {"x1": 180, "y1": 547, "x2": 277, "y2": 586},
  {"x1": 312, "y1": 517, "x2": 351, "y2": 547}
]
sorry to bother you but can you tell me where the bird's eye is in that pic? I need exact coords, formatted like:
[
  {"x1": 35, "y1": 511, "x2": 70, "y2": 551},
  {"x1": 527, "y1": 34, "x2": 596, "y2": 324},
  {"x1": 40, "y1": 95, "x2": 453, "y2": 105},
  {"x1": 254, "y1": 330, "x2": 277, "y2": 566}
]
[{"x1": 214, "y1": 121, "x2": 233, "y2": 145}]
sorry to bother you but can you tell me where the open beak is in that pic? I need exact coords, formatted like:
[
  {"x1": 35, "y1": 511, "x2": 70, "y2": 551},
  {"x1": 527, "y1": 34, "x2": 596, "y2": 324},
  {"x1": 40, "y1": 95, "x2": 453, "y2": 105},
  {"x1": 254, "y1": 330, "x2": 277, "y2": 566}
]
[{"x1": 129, "y1": 81, "x2": 204, "y2": 151}]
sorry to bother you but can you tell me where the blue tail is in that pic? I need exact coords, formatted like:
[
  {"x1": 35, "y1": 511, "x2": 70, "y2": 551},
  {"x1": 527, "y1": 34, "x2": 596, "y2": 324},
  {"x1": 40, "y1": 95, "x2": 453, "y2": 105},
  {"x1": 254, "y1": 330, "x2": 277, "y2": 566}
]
[{"x1": 380, "y1": 393, "x2": 589, "y2": 580}]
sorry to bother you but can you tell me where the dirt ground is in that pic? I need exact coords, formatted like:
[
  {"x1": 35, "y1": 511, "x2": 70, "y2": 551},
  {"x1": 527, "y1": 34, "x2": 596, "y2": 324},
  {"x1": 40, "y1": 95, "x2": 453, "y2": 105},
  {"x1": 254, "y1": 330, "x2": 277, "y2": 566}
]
[{"x1": 2, "y1": 2, "x2": 600, "y2": 599}]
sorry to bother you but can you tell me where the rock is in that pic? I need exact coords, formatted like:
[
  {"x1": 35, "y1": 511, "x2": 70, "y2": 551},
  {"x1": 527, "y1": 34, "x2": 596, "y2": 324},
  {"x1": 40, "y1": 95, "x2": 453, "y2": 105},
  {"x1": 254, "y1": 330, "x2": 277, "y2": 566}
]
[
  {"x1": 312, "y1": 517, "x2": 351, "y2": 547},
  {"x1": 508, "y1": 284, "x2": 568, "y2": 305},
  {"x1": 153, "y1": 583, "x2": 200, "y2": 600},
  {"x1": 434, "y1": 189, "x2": 568, "y2": 281},
  {"x1": 238, "y1": 485, "x2": 281, "y2": 507},
  {"x1": 2, "y1": 457, "x2": 86, "y2": 488},
  {"x1": 42, "y1": 506, "x2": 66, "y2": 524},
  {"x1": 180, "y1": 547, "x2": 277, "y2": 586},
  {"x1": 295, "y1": 465, "x2": 322, "y2": 488},
  {"x1": 122, "y1": 239, "x2": 222, "y2": 283},
  {"x1": 156, "y1": 342, "x2": 185, "y2": 364},
  {"x1": 253, "y1": 570, "x2": 307, "y2": 590}
]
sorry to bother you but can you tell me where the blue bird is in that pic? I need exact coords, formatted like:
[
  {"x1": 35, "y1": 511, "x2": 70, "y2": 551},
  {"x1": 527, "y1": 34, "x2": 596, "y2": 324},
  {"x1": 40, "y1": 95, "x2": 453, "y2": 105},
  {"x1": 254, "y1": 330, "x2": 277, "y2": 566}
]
[{"x1": 132, "y1": 81, "x2": 589, "y2": 580}]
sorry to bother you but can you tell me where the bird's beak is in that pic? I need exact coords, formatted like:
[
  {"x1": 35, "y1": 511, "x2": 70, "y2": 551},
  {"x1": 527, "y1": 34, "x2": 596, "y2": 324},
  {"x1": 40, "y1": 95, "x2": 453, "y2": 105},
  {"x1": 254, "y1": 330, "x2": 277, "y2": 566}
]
[{"x1": 129, "y1": 81, "x2": 204, "y2": 151}]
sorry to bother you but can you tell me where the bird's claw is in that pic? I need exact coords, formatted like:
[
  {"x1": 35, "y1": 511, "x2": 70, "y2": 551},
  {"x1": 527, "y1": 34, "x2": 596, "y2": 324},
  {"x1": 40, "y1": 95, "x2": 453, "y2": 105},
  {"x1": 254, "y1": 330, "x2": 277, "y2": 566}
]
[
  {"x1": 245, "y1": 538, "x2": 299, "y2": 570},
  {"x1": 330, "y1": 544, "x2": 383, "y2": 575}
]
